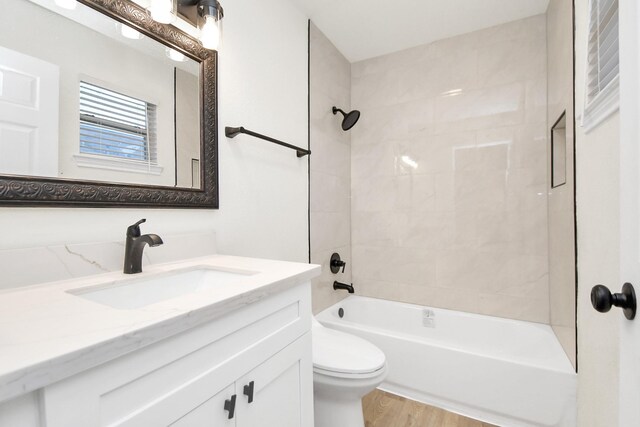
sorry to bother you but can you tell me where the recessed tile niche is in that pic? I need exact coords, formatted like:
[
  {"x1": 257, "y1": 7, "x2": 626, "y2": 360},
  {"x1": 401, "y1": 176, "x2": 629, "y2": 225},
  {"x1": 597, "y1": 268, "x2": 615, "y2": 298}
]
[{"x1": 551, "y1": 111, "x2": 567, "y2": 188}]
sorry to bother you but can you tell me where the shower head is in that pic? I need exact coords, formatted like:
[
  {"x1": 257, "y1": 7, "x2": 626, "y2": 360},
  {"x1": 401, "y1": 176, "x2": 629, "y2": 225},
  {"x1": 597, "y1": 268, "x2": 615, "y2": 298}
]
[{"x1": 332, "y1": 106, "x2": 361, "y2": 131}]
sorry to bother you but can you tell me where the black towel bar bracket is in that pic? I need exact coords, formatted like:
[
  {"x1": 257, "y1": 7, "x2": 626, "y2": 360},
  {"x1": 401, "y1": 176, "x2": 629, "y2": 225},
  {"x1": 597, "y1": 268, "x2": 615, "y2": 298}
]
[{"x1": 225, "y1": 126, "x2": 311, "y2": 158}]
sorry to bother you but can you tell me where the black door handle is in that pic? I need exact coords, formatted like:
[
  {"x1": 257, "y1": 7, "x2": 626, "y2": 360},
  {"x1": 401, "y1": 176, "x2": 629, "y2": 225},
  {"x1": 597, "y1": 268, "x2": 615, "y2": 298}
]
[
  {"x1": 243, "y1": 381, "x2": 255, "y2": 403},
  {"x1": 591, "y1": 282, "x2": 636, "y2": 320},
  {"x1": 224, "y1": 394, "x2": 237, "y2": 419}
]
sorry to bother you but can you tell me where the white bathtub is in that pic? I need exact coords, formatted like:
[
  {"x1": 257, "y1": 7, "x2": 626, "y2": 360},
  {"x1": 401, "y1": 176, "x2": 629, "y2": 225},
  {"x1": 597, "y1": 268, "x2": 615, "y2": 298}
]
[{"x1": 316, "y1": 296, "x2": 576, "y2": 427}]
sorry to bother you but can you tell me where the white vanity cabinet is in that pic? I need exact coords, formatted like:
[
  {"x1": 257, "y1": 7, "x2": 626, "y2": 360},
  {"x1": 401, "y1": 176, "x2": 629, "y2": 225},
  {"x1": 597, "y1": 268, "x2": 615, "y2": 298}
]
[
  {"x1": 40, "y1": 283, "x2": 314, "y2": 427},
  {"x1": 169, "y1": 336, "x2": 309, "y2": 427},
  {"x1": 169, "y1": 383, "x2": 236, "y2": 426}
]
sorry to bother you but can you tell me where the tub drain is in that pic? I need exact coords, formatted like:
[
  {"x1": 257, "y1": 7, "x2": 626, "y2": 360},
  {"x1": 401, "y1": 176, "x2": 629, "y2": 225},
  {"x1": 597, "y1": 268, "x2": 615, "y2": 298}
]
[{"x1": 338, "y1": 307, "x2": 344, "y2": 318}]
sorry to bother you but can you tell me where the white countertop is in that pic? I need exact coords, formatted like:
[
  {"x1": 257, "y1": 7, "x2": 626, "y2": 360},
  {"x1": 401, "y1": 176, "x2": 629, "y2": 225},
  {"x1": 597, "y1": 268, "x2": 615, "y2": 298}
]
[{"x1": 0, "y1": 254, "x2": 320, "y2": 403}]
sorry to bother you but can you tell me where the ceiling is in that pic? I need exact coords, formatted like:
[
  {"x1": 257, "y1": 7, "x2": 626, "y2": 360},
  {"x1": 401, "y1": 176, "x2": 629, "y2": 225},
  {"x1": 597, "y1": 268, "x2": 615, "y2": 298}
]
[{"x1": 292, "y1": 0, "x2": 550, "y2": 62}]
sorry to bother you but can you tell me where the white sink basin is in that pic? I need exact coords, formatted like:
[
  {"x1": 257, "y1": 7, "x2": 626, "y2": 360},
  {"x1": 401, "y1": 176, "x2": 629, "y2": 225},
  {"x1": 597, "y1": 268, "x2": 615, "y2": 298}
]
[{"x1": 68, "y1": 267, "x2": 257, "y2": 309}]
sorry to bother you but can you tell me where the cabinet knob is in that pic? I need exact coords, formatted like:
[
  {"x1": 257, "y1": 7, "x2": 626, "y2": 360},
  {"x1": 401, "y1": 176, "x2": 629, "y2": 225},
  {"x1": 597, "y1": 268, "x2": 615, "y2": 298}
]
[
  {"x1": 224, "y1": 394, "x2": 237, "y2": 419},
  {"x1": 591, "y1": 283, "x2": 637, "y2": 320},
  {"x1": 243, "y1": 381, "x2": 255, "y2": 403}
]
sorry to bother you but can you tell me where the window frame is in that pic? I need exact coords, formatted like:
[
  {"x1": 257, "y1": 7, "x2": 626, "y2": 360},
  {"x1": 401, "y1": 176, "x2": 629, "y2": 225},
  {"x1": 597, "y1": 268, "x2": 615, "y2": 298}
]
[{"x1": 75, "y1": 80, "x2": 162, "y2": 175}]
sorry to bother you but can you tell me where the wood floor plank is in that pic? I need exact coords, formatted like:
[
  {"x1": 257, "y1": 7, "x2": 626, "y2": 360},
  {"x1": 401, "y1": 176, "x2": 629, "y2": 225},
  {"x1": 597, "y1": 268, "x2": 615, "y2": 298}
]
[
  {"x1": 362, "y1": 390, "x2": 497, "y2": 427},
  {"x1": 402, "y1": 398, "x2": 429, "y2": 427}
]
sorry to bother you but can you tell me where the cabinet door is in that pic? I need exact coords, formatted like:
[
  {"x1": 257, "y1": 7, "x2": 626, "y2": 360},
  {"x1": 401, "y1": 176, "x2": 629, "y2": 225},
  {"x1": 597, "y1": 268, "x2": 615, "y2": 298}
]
[
  {"x1": 236, "y1": 333, "x2": 313, "y2": 427},
  {"x1": 170, "y1": 384, "x2": 236, "y2": 427}
]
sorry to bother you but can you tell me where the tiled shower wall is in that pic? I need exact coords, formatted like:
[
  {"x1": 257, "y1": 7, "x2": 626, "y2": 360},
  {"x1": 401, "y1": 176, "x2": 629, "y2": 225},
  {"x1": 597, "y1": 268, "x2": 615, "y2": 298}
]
[
  {"x1": 350, "y1": 15, "x2": 550, "y2": 323},
  {"x1": 547, "y1": 0, "x2": 576, "y2": 367},
  {"x1": 309, "y1": 23, "x2": 352, "y2": 313}
]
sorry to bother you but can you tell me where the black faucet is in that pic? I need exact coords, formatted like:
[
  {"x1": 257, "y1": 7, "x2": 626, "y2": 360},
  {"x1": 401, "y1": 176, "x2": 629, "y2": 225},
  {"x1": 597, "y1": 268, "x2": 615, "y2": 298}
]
[
  {"x1": 333, "y1": 281, "x2": 354, "y2": 294},
  {"x1": 123, "y1": 219, "x2": 163, "y2": 274}
]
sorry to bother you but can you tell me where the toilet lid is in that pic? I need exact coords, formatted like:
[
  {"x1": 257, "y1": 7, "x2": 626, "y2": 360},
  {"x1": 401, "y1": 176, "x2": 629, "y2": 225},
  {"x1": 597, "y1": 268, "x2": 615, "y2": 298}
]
[{"x1": 312, "y1": 325, "x2": 386, "y2": 375}]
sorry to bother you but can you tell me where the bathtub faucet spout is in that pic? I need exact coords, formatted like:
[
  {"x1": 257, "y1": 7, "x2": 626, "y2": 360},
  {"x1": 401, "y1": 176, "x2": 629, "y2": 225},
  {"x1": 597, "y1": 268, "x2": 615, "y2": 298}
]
[{"x1": 333, "y1": 281, "x2": 354, "y2": 293}]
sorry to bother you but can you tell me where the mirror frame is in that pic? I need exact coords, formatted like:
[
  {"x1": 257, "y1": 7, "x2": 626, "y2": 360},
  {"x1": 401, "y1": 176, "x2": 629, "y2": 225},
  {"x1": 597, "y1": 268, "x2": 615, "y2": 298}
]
[{"x1": 0, "y1": 0, "x2": 218, "y2": 208}]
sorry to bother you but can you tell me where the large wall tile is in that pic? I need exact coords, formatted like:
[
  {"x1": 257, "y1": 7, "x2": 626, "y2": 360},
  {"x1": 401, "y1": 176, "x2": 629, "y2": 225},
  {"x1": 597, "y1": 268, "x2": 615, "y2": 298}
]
[
  {"x1": 351, "y1": 15, "x2": 549, "y2": 323},
  {"x1": 310, "y1": 23, "x2": 352, "y2": 313},
  {"x1": 547, "y1": 0, "x2": 576, "y2": 368}
]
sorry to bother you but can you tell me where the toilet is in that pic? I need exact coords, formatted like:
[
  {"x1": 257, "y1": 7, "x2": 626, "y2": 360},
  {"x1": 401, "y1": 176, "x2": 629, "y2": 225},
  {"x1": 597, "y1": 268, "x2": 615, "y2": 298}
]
[{"x1": 312, "y1": 318, "x2": 387, "y2": 427}]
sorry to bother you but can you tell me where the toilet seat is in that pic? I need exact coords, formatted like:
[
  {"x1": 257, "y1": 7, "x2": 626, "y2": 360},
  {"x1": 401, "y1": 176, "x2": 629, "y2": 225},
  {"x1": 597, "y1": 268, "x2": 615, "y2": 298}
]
[
  {"x1": 312, "y1": 323, "x2": 386, "y2": 377},
  {"x1": 313, "y1": 365, "x2": 386, "y2": 380}
]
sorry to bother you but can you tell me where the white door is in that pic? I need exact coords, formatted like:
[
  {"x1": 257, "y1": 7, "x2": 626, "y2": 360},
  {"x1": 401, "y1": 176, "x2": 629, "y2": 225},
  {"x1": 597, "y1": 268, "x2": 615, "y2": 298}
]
[
  {"x1": 618, "y1": 0, "x2": 640, "y2": 425},
  {"x1": 0, "y1": 46, "x2": 59, "y2": 177}
]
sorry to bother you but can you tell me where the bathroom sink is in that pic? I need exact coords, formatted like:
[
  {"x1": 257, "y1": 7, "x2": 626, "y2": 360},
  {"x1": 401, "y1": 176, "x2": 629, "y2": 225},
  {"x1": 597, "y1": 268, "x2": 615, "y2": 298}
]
[{"x1": 68, "y1": 267, "x2": 257, "y2": 310}]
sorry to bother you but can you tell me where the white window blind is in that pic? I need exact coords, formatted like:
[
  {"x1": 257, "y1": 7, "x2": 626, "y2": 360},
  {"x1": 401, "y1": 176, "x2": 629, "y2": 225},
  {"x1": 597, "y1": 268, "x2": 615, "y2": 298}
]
[
  {"x1": 582, "y1": 0, "x2": 619, "y2": 132},
  {"x1": 586, "y1": 0, "x2": 619, "y2": 104},
  {"x1": 79, "y1": 81, "x2": 157, "y2": 164}
]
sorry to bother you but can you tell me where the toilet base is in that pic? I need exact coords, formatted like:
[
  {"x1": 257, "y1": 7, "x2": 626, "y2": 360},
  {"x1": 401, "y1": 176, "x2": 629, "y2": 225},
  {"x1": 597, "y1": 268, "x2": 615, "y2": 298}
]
[
  {"x1": 312, "y1": 367, "x2": 386, "y2": 427},
  {"x1": 314, "y1": 392, "x2": 365, "y2": 427},
  {"x1": 311, "y1": 320, "x2": 387, "y2": 427}
]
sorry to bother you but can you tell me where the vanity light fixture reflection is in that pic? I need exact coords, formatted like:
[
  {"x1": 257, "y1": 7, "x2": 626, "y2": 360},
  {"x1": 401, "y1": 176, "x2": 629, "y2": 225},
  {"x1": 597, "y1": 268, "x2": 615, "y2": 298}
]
[
  {"x1": 119, "y1": 23, "x2": 143, "y2": 40},
  {"x1": 401, "y1": 155, "x2": 418, "y2": 169},
  {"x1": 166, "y1": 47, "x2": 187, "y2": 62},
  {"x1": 54, "y1": 0, "x2": 77, "y2": 9},
  {"x1": 442, "y1": 88, "x2": 463, "y2": 97}
]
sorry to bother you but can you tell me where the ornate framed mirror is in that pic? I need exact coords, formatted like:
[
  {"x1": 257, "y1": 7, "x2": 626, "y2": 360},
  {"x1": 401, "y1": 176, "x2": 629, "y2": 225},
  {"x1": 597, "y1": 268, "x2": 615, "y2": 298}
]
[{"x1": 0, "y1": 0, "x2": 218, "y2": 208}]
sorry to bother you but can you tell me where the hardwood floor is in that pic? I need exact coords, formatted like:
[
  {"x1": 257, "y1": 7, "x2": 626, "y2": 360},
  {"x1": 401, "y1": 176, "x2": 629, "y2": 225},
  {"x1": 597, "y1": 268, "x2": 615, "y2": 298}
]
[{"x1": 362, "y1": 390, "x2": 497, "y2": 427}]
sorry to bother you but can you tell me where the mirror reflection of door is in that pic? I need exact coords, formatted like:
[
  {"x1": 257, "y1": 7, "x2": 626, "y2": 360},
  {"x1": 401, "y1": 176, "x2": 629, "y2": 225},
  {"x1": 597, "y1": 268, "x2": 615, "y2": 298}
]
[
  {"x1": 175, "y1": 68, "x2": 201, "y2": 188},
  {"x1": 0, "y1": 46, "x2": 59, "y2": 177},
  {"x1": 0, "y1": 0, "x2": 202, "y2": 189}
]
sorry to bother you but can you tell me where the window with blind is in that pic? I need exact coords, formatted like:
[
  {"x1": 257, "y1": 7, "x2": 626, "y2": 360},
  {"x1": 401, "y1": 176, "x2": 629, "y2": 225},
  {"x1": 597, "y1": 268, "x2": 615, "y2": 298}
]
[
  {"x1": 79, "y1": 81, "x2": 157, "y2": 165},
  {"x1": 583, "y1": 0, "x2": 619, "y2": 132}
]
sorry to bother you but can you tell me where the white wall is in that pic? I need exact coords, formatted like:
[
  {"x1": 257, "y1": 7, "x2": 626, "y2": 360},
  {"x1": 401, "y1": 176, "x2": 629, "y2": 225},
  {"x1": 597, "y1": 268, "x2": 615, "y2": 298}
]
[
  {"x1": 574, "y1": 0, "x2": 621, "y2": 425},
  {"x1": 0, "y1": 0, "x2": 309, "y2": 266}
]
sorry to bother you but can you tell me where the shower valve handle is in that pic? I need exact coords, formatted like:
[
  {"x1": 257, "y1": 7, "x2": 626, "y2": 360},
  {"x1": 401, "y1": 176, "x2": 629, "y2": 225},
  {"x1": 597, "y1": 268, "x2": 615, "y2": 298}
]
[
  {"x1": 591, "y1": 283, "x2": 636, "y2": 320},
  {"x1": 330, "y1": 252, "x2": 346, "y2": 274}
]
